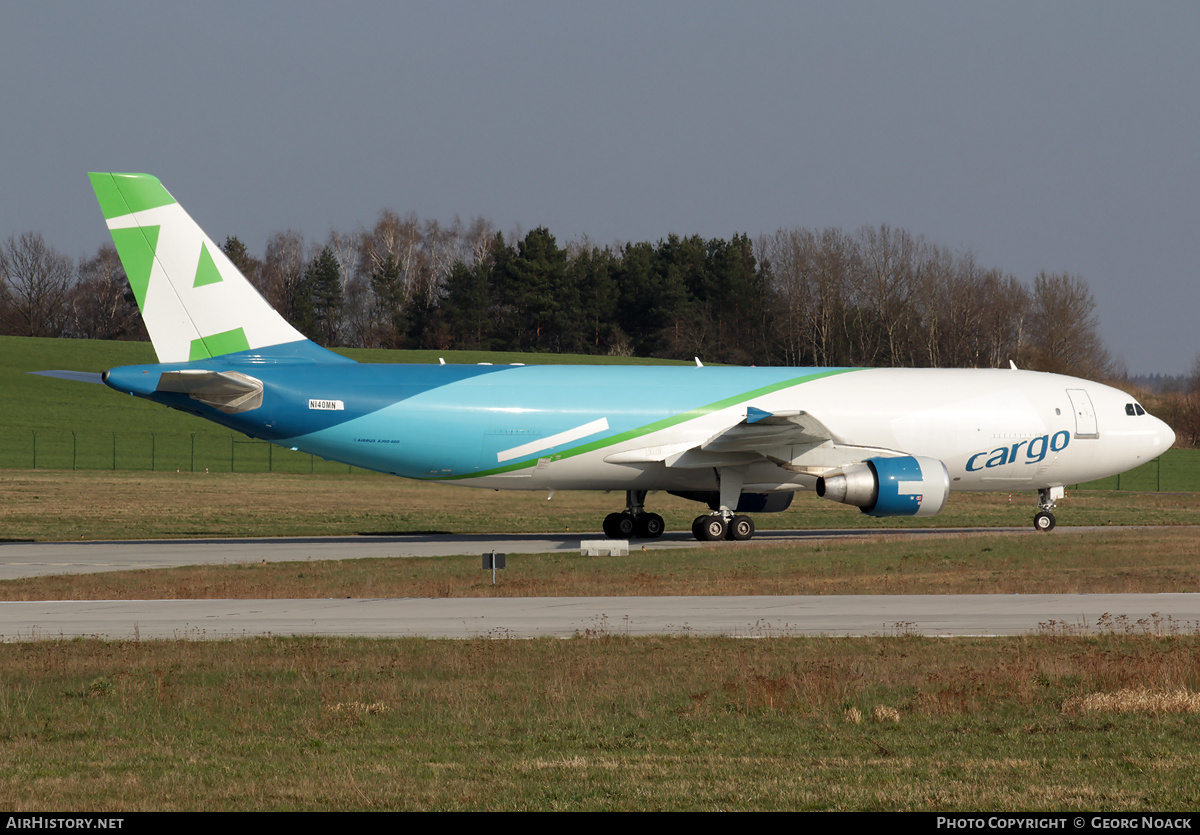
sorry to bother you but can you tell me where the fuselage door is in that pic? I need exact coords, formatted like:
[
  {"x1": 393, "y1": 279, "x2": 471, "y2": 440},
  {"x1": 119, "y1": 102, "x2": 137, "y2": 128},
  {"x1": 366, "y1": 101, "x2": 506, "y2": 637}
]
[{"x1": 1066, "y1": 388, "x2": 1099, "y2": 439}]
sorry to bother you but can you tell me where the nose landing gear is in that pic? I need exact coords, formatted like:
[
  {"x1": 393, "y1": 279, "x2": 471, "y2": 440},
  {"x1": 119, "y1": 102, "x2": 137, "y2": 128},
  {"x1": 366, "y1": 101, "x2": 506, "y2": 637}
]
[{"x1": 1033, "y1": 486, "x2": 1063, "y2": 531}]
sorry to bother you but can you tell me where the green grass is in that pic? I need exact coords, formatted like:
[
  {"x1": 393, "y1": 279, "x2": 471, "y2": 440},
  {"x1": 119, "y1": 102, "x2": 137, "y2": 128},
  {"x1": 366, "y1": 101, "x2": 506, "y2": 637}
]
[
  {"x1": 1075, "y1": 448, "x2": 1200, "y2": 492},
  {"x1": 5, "y1": 470, "x2": 1200, "y2": 543},
  {"x1": 3, "y1": 635, "x2": 1199, "y2": 810}
]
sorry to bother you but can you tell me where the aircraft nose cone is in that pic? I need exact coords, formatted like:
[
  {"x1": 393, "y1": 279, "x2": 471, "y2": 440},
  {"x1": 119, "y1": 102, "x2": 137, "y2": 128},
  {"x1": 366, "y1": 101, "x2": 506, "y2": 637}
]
[{"x1": 1157, "y1": 418, "x2": 1176, "y2": 454}]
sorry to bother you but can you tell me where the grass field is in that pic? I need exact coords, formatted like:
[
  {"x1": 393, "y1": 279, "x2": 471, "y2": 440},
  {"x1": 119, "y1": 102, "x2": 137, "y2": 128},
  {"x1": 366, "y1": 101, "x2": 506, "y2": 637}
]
[
  {"x1": 4, "y1": 469, "x2": 1200, "y2": 543},
  {"x1": 6, "y1": 335, "x2": 1200, "y2": 811},
  {"x1": 3, "y1": 635, "x2": 1200, "y2": 810},
  {"x1": 3, "y1": 479, "x2": 1199, "y2": 811}
]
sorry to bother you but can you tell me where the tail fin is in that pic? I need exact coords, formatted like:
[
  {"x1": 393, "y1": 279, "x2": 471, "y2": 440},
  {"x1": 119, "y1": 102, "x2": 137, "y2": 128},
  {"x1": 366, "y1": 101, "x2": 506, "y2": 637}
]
[{"x1": 88, "y1": 173, "x2": 308, "y2": 363}]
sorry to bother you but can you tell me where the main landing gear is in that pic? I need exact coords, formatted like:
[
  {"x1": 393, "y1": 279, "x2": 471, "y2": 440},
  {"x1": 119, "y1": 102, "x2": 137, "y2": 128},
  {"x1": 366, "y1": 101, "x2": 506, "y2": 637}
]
[
  {"x1": 691, "y1": 513, "x2": 755, "y2": 542},
  {"x1": 1033, "y1": 486, "x2": 1063, "y2": 532},
  {"x1": 601, "y1": 491, "x2": 759, "y2": 542},
  {"x1": 602, "y1": 490, "x2": 665, "y2": 539}
]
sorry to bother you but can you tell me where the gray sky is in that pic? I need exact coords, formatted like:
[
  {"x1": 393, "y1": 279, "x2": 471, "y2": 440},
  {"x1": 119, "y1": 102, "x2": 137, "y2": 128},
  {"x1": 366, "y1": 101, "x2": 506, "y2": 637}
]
[{"x1": 2, "y1": 1, "x2": 1196, "y2": 375}]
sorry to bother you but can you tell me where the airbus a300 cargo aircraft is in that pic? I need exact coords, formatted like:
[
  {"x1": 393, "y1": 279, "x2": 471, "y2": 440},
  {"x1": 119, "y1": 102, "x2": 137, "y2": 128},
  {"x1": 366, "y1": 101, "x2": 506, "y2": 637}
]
[{"x1": 74, "y1": 173, "x2": 1174, "y2": 541}]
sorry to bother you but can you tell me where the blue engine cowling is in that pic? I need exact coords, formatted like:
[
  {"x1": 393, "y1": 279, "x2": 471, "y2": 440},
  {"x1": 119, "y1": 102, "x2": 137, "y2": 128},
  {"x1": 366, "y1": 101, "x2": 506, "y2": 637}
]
[{"x1": 815, "y1": 455, "x2": 950, "y2": 517}]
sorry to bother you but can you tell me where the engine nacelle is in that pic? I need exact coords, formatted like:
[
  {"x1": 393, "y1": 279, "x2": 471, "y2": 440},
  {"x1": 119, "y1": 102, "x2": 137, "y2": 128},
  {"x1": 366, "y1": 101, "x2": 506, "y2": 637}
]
[{"x1": 815, "y1": 455, "x2": 950, "y2": 517}]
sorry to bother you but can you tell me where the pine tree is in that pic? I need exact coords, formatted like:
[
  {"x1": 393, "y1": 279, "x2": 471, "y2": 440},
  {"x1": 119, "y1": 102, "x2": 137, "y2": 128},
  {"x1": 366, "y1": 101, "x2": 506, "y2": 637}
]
[{"x1": 296, "y1": 246, "x2": 343, "y2": 346}]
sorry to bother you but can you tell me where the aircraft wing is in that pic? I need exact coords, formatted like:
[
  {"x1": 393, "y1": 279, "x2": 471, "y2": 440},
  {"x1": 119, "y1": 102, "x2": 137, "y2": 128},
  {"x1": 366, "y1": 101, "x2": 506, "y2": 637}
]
[
  {"x1": 605, "y1": 407, "x2": 846, "y2": 470},
  {"x1": 699, "y1": 407, "x2": 833, "y2": 452}
]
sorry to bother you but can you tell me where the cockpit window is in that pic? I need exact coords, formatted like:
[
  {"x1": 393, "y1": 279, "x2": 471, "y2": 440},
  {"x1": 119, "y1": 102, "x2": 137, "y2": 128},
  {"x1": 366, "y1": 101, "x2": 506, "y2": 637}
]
[
  {"x1": 1126, "y1": 403, "x2": 1147, "y2": 416},
  {"x1": 1126, "y1": 403, "x2": 1136, "y2": 415},
  {"x1": 1135, "y1": 403, "x2": 1145, "y2": 416}
]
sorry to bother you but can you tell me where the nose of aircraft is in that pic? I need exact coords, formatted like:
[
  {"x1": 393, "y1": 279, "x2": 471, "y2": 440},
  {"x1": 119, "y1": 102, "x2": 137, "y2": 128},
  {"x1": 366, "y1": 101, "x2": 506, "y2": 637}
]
[
  {"x1": 1093, "y1": 384, "x2": 1176, "y2": 472},
  {"x1": 1151, "y1": 414, "x2": 1176, "y2": 456}
]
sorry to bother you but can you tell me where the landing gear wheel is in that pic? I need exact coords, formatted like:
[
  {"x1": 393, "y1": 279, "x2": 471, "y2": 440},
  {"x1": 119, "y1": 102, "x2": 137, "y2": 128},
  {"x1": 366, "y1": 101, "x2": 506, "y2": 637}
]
[
  {"x1": 635, "y1": 512, "x2": 665, "y2": 539},
  {"x1": 1033, "y1": 511, "x2": 1056, "y2": 532},
  {"x1": 603, "y1": 512, "x2": 619, "y2": 538},
  {"x1": 604, "y1": 512, "x2": 636, "y2": 539},
  {"x1": 693, "y1": 515, "x2": 727, "y2": 542},
  {"x1": 727, "y1": 515, "x2": 755, "y2": 541}
]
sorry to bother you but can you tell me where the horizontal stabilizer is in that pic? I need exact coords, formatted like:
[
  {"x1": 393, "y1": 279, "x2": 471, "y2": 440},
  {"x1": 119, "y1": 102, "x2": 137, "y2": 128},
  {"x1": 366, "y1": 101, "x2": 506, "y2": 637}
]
[
  {"x1": 156, "y1": 369, "x2": 264, "y2": 414},
  {"x1": 28, "y1": 370, "x2": 105, "y2": 385}
]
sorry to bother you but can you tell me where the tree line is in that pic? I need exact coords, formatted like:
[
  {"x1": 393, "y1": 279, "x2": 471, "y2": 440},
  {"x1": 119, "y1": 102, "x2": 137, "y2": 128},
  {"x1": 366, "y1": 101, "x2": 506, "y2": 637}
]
[
  {"x1": 9, "y1": 214, "x2": 1199, "y2": 445},
  {"x1": 1, "y1": 214, "x2": 1116, "y2": 378}
]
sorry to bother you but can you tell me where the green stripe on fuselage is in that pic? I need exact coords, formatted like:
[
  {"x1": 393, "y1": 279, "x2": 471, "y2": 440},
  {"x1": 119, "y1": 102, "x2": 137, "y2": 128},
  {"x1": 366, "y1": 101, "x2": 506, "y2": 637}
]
[{"x1": 438, "y1": 366, "x2": 861, "y2": 479}]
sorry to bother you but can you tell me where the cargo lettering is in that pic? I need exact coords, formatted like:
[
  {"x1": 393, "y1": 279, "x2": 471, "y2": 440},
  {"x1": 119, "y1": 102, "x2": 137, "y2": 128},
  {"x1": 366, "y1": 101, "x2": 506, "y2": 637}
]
[{"x1": 965, "y1": 430, "x2": 1069, "y2": 472}]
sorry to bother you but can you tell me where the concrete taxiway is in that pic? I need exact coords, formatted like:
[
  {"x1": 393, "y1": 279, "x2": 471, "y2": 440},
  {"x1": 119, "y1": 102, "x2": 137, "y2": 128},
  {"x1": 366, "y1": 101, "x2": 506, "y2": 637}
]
[
  {"x1": 3, "y1": 593, "x2": 1198, "y2": 641},
  {"x1": 0, "y1": 527, "x2": 1025, "y2": 580},
  {"x1": 4, "y1": 529, "x2": 1195, "y2": 642}
]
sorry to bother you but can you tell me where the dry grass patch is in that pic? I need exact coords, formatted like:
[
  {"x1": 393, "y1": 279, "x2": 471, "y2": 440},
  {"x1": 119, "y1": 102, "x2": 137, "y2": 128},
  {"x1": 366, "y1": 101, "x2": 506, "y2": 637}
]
[
  {"x1": 872, "y1": 705, "x2": 901, "y2": 723},
  {"x1": 1062, "y1": 688, "x2": 1200, "y2": 715}
]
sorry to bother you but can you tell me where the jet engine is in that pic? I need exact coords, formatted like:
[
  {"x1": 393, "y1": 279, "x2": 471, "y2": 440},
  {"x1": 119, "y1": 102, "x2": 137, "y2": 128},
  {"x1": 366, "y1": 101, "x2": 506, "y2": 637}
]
[{"x1": 815, "y1": 455, "x2": 950, "y2": 517}]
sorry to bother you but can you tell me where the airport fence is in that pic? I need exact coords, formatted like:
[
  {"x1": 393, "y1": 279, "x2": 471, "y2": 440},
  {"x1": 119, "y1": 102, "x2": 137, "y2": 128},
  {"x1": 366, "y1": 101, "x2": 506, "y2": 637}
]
[
  {"x1": 1072, "y1": 450, "x2": 1197, "y2": 492},
  {"x1": 0, "y1": 430, "x2": 359, "y2": 474}
]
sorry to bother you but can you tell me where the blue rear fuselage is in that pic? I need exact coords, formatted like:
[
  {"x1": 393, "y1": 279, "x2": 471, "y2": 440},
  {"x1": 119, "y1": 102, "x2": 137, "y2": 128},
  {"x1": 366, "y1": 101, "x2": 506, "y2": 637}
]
[{"x1": 104, "y1": 352, "x2": 851, "y2": 482}]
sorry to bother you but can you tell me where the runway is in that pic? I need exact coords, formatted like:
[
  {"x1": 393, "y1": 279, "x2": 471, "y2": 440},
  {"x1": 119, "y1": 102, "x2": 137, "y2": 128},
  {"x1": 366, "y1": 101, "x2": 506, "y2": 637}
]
[
  {"x1": 0, "y1": 526, "x2": 1029, "y2": 580},
  {"x1": 4, "y1": 529, "x2": 1196, "y2": 642},
  {"x1": 4, "y1": 593, "x2": 1198, "y2": 641}
]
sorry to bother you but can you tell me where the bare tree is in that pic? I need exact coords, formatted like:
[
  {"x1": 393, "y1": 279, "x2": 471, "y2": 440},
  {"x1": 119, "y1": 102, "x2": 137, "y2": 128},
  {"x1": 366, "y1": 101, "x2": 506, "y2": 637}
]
[
  {"x1": 1182, "y1": 355, "x2": 1200, "y2": 448},
  {"x1": 757, "y1": 228, "x2": 813, "y2": 365},
  {"x1": 0, "y1": 232, "x2": 74, "y2": 337},
  {"x1": 912, "y1": 243, "x2": 956, "y2": 368},
  {"x1": 757, "y1": 227, "x2": 856, "y2": 367},
  {"x1": 260, "y1": 231, "x2": 308, "y2": 325},
  {"x1": 1028, "y1": 271, "x2": 1111, "y2": 378},
  {"x1": 462, "y1": 216, "x2": 497, "y2": 268},
  {"x1": 358, "y1": 210, "x2": 423, "y2": 296},
  {"x1": 855, "y1": 225, "x2": 922, "y2": 366},
  {"x1": 68, "y1": 243, "x2": 146, "y2": 340},
  {"x1": 323, "y1": 230, "x2": 362, "y2": 345}
]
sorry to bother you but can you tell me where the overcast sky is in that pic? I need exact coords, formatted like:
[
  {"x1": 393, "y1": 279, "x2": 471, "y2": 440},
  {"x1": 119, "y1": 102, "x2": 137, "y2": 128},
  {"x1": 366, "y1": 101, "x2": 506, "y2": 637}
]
[{"x1": 2, "y1": 1, "x2": 1196, "y2": 375}]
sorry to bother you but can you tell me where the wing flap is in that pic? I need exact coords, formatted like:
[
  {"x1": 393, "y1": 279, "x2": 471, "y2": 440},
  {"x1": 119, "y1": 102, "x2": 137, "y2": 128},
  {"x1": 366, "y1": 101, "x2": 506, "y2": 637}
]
[
  {"x1": 604, "y1": 407, "x2": 839, "y2": 468},
  {"x1": 700, "y1": 408, "x2": 833, "y2": 453}
]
